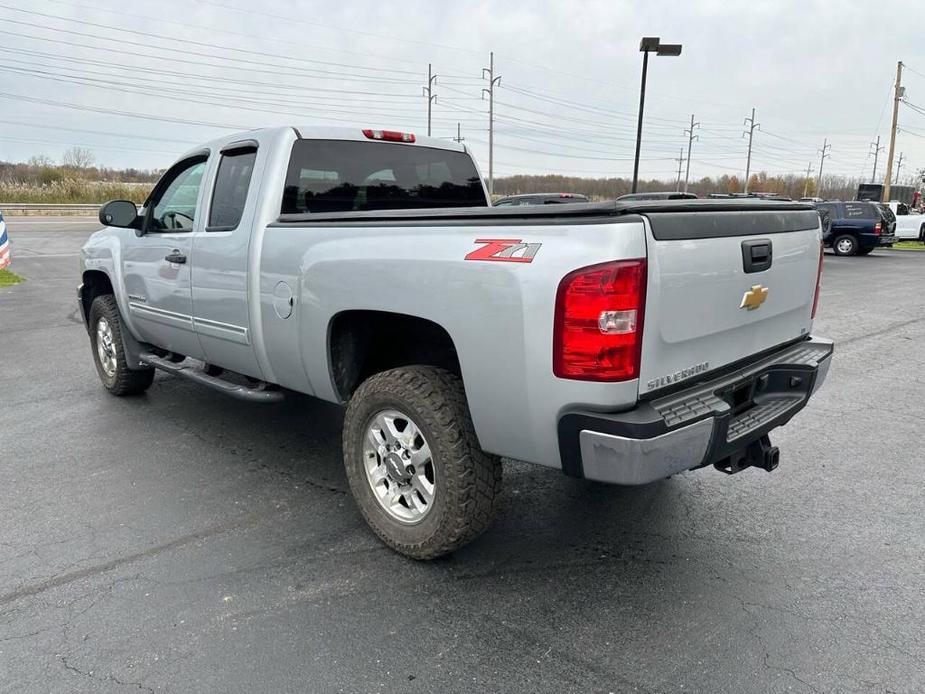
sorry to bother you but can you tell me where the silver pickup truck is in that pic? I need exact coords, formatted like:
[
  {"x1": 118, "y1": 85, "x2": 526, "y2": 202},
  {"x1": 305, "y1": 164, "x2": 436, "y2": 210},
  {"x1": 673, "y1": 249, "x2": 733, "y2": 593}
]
[{"x1": 79, "y1": 126, "x2": 833, "y2": 559}]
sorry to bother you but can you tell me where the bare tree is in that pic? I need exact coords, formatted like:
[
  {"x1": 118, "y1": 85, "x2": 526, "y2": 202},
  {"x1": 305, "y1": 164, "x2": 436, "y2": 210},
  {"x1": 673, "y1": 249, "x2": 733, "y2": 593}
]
[
  {"x1": 62, "y1": 146, "x2": 96, "y2": 170},
  {"x1": 28, "y1": 154, "x2": 54, "y2": 168}
]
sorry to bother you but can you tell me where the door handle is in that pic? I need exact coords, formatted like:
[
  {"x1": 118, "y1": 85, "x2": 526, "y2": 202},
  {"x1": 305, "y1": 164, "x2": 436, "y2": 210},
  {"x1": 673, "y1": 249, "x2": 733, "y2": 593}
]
[{"x1": 165, "y1": 250, "x2": 187, "y2": 264}]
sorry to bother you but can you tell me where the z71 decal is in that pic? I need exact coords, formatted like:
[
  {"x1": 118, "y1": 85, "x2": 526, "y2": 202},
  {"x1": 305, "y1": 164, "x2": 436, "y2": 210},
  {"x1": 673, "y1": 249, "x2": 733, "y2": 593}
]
[{"x1": 464, "y1": 238, "x2": 542, "y2": 263}]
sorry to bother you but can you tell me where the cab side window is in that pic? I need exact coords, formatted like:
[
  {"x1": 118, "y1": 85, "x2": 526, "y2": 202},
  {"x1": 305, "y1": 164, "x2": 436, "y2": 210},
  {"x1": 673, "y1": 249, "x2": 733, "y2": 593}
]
[
  {"x1": 208, "y1": 147, "x2": 257, "y2": 231},
  {"x1": 147, "y1": 157, "x2": 207, "y2": 232}
]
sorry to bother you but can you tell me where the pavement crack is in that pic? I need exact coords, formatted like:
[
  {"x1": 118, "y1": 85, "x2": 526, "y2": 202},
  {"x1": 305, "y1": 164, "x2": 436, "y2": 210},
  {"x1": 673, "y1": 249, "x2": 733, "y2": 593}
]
[
  {"x1": 0, "y1": 509, "x2": 280, "y2": 607},
  {"x1": 60, "y1": 655, "x2": 155, "y2": 694}
]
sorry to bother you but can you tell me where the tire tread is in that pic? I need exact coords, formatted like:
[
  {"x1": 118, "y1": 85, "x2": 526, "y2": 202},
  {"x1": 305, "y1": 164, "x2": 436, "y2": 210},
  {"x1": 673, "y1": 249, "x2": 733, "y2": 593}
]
[{"x1": 343, "y1": 366, "x2": 502, "y2": 560}]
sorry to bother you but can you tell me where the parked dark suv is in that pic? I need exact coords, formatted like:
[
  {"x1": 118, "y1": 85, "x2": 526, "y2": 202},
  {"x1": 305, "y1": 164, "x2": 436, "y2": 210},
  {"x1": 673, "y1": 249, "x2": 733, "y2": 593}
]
[{"x1": 814, "y1": 201, "x2": 896, "y2": 256}]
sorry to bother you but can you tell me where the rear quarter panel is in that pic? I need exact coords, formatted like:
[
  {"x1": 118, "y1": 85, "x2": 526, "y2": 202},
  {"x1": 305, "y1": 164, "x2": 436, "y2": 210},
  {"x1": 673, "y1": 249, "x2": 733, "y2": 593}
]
[{"x1": 259, "y1": 219, "x2": 647, "y2": 468}]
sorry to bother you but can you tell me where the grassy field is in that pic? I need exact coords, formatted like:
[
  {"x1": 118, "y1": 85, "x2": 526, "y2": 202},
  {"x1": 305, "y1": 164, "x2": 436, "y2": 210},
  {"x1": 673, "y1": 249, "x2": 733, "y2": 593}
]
[
  {"x1": 892, "y1": 241, "x2": 925, "y2": 251},
  {"x1": 0, "y1": 268, "x2": 24, "y2": 286},
  {"x1": 0, "y1": 180, "x2": 151, "y2": 204}
]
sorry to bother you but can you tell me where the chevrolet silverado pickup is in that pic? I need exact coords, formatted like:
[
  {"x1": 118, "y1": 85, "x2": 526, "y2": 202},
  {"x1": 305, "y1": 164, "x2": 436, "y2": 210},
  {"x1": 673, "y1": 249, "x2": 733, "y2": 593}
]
[{"x1": 79, "y1": 126, "x2": 833, "y2": 559}]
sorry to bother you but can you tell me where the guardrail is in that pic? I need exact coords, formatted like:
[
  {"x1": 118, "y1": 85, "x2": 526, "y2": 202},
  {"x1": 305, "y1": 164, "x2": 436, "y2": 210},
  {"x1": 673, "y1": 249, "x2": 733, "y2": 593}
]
[{"x1": 1, "y1": 203, "x2": 101, "y2": 216}]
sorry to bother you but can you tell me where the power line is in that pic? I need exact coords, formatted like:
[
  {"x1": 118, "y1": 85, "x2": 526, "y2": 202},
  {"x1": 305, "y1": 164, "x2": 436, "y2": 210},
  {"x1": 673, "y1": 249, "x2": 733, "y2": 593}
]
[
  {"x1": 0, "y1": 3, "x2": 423, "y2": 77},
  {"x1": 0, "y1": 16, "x2": 421, "y2": 85}
]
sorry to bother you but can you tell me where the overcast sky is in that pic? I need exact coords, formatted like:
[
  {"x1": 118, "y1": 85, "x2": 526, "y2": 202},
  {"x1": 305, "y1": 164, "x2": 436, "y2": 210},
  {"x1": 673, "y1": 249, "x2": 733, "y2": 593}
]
[{"x1": 1, "y1": 0, "x2": 924, "y2": 184}]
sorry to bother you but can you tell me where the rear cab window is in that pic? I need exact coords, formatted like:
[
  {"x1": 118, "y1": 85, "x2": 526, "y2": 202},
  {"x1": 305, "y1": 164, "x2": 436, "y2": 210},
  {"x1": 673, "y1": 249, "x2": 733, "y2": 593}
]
[
  {"x1": 208, "y1": 145, "x2": 257, "y2": 231},
  {"x1": 281, "y1": 139, "x2": 487, "y2": 214}
]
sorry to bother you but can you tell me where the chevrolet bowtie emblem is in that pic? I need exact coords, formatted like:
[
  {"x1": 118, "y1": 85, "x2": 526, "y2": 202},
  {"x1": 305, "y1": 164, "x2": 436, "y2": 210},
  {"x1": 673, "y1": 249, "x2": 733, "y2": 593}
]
[{"x1": 740, "y1": 284, "x2": 769, "y2": 310}]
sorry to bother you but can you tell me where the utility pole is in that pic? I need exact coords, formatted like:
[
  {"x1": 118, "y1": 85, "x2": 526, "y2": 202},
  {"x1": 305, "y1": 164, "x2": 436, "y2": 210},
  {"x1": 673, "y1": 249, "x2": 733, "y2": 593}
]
[
  {"x1": 802, "y1": 162, "x2": 815, "y2": 198},
  {"x1": 422, "y1": 63, "x2": 437, "y2": 137},
  {"x1": 674, "y1": 147, "x2": 686, "y2": 191},
  {"x1": 870, "y1": 135, "x2": 885, "y2": 183},
  {"x1": 883, "y1": 61, "x2": 903, "y2": 202},
  {"x1": 481, "y1": 52, "x2": 501, "y2": 196},
  {"x1": 894, "y1": 151, "x2": 905, "y2": 183},
  {"x1": 453, "y1": 122, "x2": 464, "y2": 143},
  {"x1": 817, "y1": 138, "x2": 831, "y2": 196},
  {"x1": 683, "y1": 113, "x2": 699, "y2": 193},
  {"x1": 743, "y1": 107, "x2": 759, "y2": 194}
]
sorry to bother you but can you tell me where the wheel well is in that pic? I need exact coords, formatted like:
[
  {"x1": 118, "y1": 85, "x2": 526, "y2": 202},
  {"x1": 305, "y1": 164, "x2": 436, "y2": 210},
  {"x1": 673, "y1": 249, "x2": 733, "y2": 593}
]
[
  {"x1": 81, "y1": 270, "x2": 114, "y2": 326},
  {"x1": 329, "y1": 310, "x2": 461, "y2": 400}
]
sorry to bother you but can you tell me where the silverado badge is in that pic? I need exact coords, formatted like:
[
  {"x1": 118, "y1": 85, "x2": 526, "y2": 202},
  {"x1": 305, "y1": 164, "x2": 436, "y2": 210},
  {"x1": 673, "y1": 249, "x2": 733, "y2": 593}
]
[{"x1": 740, "y1": 284, "x2": 769, "y2": 311}]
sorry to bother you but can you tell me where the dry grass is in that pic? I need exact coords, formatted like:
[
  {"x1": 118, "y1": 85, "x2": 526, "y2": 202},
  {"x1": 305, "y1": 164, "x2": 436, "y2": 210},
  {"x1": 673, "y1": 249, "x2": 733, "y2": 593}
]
[{"x1": 0, "y1": 179, "x2": 151, "y2": 204}]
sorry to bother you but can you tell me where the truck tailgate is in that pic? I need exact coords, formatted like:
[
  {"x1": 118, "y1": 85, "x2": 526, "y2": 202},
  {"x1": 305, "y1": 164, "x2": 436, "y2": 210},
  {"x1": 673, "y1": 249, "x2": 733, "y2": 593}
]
[{"x1": 639, "y1": 208, "x2": 822, "y2": 395}]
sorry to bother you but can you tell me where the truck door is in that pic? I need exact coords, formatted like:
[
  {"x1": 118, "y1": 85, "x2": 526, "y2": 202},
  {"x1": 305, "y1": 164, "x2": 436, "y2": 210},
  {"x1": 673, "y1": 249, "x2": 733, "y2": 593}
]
[
  {"x1": 189, "y1": 141, "x2": 262, "y2": 378},
  {"x1": 122, "y1": 154, "x2": 208, "y2": 360}
]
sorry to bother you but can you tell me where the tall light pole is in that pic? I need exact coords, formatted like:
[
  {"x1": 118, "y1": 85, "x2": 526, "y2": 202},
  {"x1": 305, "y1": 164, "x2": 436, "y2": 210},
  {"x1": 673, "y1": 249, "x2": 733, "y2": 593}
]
[
  {"x1": 422, "y1": 63, "x2": 437, "y2": 137},
  {"x1": 743, "y1": 108, "x2": 759, "y2": 194},
  {"x1": 683, "y1": 114, "x2": 699, "y2": 193},
  {"x1": 631, "y1": 37, "x2": 682, "y2": 193},
  {"x1": 894, "y1": 151, "x2": 905, "y2": 183},
  {"x1": 481, "y1": 52, "x2": 502, "y2": 196}
]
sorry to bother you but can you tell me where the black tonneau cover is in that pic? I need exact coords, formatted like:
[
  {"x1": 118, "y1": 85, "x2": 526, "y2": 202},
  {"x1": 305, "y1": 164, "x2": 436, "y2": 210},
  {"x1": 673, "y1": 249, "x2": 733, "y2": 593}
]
[{"x1": 272, "y1": 199, "x2": 817, "y2": 234}]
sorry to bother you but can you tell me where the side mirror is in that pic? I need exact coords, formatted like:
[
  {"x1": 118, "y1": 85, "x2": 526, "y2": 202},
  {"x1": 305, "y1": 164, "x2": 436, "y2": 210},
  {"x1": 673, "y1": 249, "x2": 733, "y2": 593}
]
[{"x1": 99, "y1": 200, "x2": 140, "y2": 230}]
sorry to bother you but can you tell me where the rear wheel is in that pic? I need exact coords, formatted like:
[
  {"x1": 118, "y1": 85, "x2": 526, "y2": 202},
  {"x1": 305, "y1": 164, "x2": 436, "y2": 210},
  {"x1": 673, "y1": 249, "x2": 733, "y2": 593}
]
[
  {"x1": 342, "y1": 366, "x2": 502, "y2": 560},
  {"x1": 919, "y1": 224, "x2": 925, "y2": 245},
  {"x1": 88, "y1": 295, "x2": 155, "y2": 395},
  {"x1": 832, "y1": 234, "x2": 858, "y2": 256}
]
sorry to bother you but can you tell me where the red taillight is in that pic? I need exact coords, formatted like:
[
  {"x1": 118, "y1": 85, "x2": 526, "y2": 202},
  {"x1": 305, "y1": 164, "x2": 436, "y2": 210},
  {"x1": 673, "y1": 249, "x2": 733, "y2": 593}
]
[
  {"x1": 873, "y1": 221, "x2": 882, "y2": 235},
  {"x1": 362, "y1": 128, "x2": 415, "y2": 143},
  {"x1": 811, "y1": 242, "x2": 824, "y2": 319},
  {"x1": 553, "y1": 259, "x2": 647, "y2": 381}
]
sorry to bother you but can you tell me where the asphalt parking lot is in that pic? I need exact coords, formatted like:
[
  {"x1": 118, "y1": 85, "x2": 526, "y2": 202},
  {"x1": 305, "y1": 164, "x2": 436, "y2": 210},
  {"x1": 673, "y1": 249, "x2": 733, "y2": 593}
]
[{"x1": 1, "y1": 218, "x2": 923, "y2": 693}]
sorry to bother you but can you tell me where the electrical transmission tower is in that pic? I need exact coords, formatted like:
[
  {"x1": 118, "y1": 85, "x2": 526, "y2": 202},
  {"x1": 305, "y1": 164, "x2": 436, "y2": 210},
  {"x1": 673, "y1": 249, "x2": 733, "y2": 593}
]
[
  {"x1": 674, "y1": 148, "x2": 686, "y2": 191},
  {"x1": 883, "y1": 61, "x2": 904, "y2": 201},
  {"x1": 683, "y1": 114, "x2": 699, "y2": 193},
  {"x1": 803, "y1": 162, "x2": 815, "y2": 198},
  {"x1": 481, "y1": 52, "x2": 502, "y2": 196},
  {"x1": 870, "y1": 135, "x2": 885, "y2": 183},
  {"x1": 817, "y1": 138, "x2": 831, "y2": 196},
  {"x1": 422, "y1": 63, "x2": 437, "y2": 137},
  {"x1": 743, "y1": 108, "x2": 759, "y2": 194}
]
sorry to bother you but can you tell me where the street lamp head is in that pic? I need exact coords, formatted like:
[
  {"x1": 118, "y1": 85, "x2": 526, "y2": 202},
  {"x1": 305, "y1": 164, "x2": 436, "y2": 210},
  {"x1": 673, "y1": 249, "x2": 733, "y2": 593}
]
[
  {"x1": 657, "y1": 43, "x2": 683, "y2": 56},
  {"x1": 639, "y1": 36, "x2": 661, "y2": 51}
]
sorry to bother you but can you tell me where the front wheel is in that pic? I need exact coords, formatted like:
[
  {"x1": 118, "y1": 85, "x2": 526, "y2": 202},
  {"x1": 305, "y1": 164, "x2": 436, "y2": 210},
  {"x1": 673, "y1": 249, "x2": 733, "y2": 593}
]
[
  {"x1": 832, "y1": 234, "x2": 858, "y2": 256},
  {"x1": 342, "y1": 366, "x2": 502, "y2": 560},
  {"x1": 919, "y1": 224, "x2": 925, "y2": 245},
  {"x1": 88, "y1": 295, "x2": 155, "y2": 395}
]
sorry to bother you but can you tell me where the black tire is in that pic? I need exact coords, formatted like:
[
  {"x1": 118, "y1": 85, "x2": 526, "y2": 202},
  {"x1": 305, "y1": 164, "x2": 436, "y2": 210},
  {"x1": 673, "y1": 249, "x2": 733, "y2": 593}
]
[
  {"x1": 342, "y1": 366, "x2": 502, "y2": 560},
  {"x1": 88, "y1": 294, "x2": 155, "y2": 396},
  {"x1": 919, "y1": 224, "x2": 925, "y2": 245},
  {"x1": 832, "y1": 234, "x2": 858, "y2": 256}
]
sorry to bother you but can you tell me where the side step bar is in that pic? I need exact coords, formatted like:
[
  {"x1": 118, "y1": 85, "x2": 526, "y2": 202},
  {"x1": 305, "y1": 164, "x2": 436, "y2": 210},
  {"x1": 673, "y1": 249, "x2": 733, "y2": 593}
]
[{"x1": 139, "y1": 352, "x2": 284, "y2": 403}]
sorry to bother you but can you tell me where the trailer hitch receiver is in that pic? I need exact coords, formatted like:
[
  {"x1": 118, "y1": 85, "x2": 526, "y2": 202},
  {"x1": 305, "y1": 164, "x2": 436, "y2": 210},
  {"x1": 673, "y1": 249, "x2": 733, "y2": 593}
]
[{"x1": 714, "y1": 435, "x2": 780, "y2": 475}]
